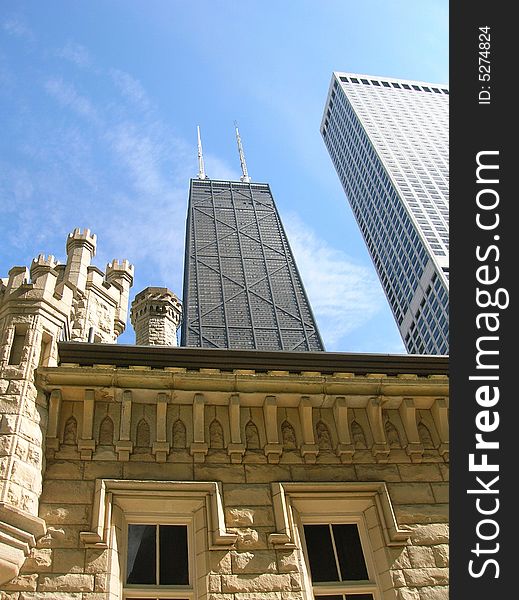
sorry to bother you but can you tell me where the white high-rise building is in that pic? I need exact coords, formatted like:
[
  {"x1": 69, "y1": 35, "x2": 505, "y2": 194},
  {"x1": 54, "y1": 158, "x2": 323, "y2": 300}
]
[{"x1": 321, "y1": 72, "x2": 449, "y2": 355}]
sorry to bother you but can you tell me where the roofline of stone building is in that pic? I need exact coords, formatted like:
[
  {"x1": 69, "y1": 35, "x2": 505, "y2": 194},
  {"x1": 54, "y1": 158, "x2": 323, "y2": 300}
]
[{"x1": 57, "y1": 341, "x2": 448, "y2": 376}]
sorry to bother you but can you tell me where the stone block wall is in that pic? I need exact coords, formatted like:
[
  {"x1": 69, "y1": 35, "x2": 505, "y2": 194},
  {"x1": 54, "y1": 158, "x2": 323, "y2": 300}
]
[{"x1": 0, "y1": 362, "x2": 449, "y2": 599}]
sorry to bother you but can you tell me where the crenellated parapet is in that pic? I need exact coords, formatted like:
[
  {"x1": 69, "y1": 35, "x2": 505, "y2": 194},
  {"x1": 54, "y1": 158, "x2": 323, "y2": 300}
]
[
  {"x1": 0, "y1": 230, "x2": 134, "y2": 345},
  {"x1": 0, "y1": 229, "x2": 133, "y2": 583}
]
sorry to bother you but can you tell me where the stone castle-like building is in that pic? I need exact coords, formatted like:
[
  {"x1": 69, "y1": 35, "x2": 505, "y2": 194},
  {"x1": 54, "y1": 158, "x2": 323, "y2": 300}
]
[{"x1": 0, "y1": 229, "x2": 449, "y2": 600}]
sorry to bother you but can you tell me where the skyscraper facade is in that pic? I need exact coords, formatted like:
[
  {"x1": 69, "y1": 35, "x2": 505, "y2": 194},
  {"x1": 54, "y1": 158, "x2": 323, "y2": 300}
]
[
  {"x1": 321, "y1": 72, "x2": 449, "y2": 355},
  {"x1": 181, "y1": 177, "x2": 324, "y2": 351}
]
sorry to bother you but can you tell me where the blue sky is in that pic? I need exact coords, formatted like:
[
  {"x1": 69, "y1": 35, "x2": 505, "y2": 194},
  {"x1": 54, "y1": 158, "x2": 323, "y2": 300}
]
[{"x1": 0, "y1": 0, "x2": 448, "y2": 351}]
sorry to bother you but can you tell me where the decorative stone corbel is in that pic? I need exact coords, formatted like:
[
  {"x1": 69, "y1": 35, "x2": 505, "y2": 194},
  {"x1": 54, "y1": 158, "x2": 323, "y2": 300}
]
[
  {"x1": 190, "y1": 393, "x2": 208, "y2": 462},
  {"x1": 432, "y1": 397, "x2": 449, "y2": 460},
  {"x1": 263, "y1": 395, "x2": 282, "y2": 463},
  {"x1": 45, "y1": 389, "x2": 62, "y2": 456},
  {"x1": 299, "y1": 396, "x2": 318, "y2": 463},
  {"x1": 399, "y1": 397, "x2": 424, "y2": 462},
  {"x1": 333, "y1": 396, "x2": 355, "y2": 462},
  {"x1": 227, "y1": 394, "x2": 245, "y2": 463},
  {"x1": 78, "y1": 388, "x2": 96, "y2": 460},
  {"x1": 116, "y1": 390, "x2": 133, "y2": 460},
  {"x1": 367, "y1": 396, "x2": 390, "y2": 462},
  {"x1": 152, "y1": 393, "x2": 170, "y2": 462}
]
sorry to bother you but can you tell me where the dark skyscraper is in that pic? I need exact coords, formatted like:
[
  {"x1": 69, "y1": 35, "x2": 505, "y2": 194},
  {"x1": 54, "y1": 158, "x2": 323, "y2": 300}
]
[{"x1": 181, "y1": 128, "x2": 324, "y2": 351}]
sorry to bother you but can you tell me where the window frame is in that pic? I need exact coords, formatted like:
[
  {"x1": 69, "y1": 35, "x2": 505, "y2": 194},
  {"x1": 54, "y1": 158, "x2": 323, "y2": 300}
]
[
  {"x1": 269, "y1": 482, "x2": 408, "y2": 600},
  {"x1": 298, "y1": 514, "x2": 378, "y2": 600},
  {"x1": 123, "y1": 518, "x2": 194, "y2": 599},
  {"x1": 80, "y1": 479, "x2": 237, "y2": 600}
]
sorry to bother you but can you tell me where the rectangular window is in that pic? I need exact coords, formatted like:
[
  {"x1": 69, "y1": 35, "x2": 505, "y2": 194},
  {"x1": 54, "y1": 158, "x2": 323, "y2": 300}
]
[
  {"x1": 8, "y1": 327, "x2": 26, "y2": 365},
  {"x1": 126, "y1": 524, "x2": 190, "y2": 598},
  {"x1": 303, "y1": 524, "x2": 374, "y2": 600}
]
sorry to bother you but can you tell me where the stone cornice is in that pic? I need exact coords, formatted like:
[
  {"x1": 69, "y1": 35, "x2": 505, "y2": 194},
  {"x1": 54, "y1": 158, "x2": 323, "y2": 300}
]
[
  {"x1": 56, "y1": 341, "x2": 448, "y2": 376},
  {"x1": 37, "y1": 364, "x2": 448, "y2": 408}
]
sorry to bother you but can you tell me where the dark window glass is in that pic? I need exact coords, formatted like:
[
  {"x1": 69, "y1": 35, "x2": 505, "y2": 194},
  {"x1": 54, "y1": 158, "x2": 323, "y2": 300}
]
[
  {"x1": 305, "y1": 524, "x2": 369, "y2": 584},
  {"x1": 160, "y1": 525, "x2": 189, "y2": 585},
  {"x1": 340, "y1": 76, "x2": 348, "y2": 82},
  {"x1": 402, "y1": 84, "x2": 411, "y2": 89},
  {"x1": 442, "y1": 89, "x2": 449, "y2": 94},
  {"x1": 8, "y1": 329, "x2": 26, "y2": 365},
  {"x1": 127, "y1": 524, "x2": 189, "y2": 586},
  {"x1": 412, "y1": 85, "x2": 421, "y2": 90},
  {"x1": 382, "y1": 81, "x2": 390, "y2": 87},
  {"x1": 360, "y1": 79, "x2": 369, "y2": 84},
  {"x1": 304, "y1": 525, "x2": 339, "y2": 582},
  {"x1": 350, "y1": 78, "x2": 359, "y2": 84},
  {"x1": 127, "y1": 525, "x2": 156, "y2": 584},
  {"x1": 371, "y1": 80, "x2": 380, "y2": 86}
]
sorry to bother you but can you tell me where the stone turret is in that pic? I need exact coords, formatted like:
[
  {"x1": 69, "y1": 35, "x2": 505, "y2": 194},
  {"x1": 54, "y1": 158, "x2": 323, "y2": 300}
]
[
  {"x1": 106, "y1": 260, "x2": 134, "y2": 338},
  {"x1": 63, "y1": 228, "x2": 97, "y2": 293},
  {"x1": 0, "y1": 229, "x2": 133, "y2": 583},
  {"x1": 130, "y1": 287, "x2": 182, "y2": 346}
]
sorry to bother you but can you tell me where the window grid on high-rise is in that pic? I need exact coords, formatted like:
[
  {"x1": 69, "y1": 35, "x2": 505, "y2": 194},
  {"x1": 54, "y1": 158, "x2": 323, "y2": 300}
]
[
  {"x1": 322, "y1": 73, "x2": 449, "y2": 355},
  {"x1": 181, "y1": 179, "x2": 324, "y2": 352}
]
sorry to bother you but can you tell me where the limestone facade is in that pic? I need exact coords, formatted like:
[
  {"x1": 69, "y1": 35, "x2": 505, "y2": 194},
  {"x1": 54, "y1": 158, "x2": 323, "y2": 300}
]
[{"x1": 0, "y1": 230, "x2": 449, "y2": 600}]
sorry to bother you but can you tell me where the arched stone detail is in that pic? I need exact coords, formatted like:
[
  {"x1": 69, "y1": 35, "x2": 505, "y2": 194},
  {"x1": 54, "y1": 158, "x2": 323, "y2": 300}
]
[
  {"x1": 315, "y1": 420, "x2": 333, "y2": 450},
  {"x1": 172, "y1": 419, "x2": 187, "y2": 449},
  {"x1": 418, "y1": 421, "x2": 435, "y2": 449},
  {"x1": 63, "y1": 416, "x2": 78, "y2": 445},
  {"x1": 281, "y1": 420, "x2": 297, "y2": 449},
  {"x1": 136, "y1": 419, "x2": 151, "y2": 448},
  {"x1": 209, "y1": 419, "x2": 224, "y2": 449},
  {"x1": 245, "y1": 420, "x2": 260, "y2": 449},
  {"x1": 384, "y1": 417, "x2": 401, "y2": 448},
  {"x1": 351, "y1": 420, "x2": 367, "y2": 449},
  {"x1": 99, "y1": 416, "x2": 114, "y2": 445}
]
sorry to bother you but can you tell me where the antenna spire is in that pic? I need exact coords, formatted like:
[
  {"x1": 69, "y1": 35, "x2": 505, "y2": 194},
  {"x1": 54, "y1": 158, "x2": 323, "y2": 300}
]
[
  {"x1": 197, "y1": 125, "x2": 206, "y2": 180},
  {"x1": 234, "y1": 121, "x2": 251, "y2": 183}
]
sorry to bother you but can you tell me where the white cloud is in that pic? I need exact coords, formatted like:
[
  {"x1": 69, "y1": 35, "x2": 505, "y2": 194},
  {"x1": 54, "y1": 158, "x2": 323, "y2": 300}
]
[
  {"x1": 44, "y1": 78, "x2": 100, "y2": 123},
  {"x1": 56, "y1": 41, "x2": 92, "y2": 68},
  {"x1": 110, "y1": 69, "x2": 151, "y2": 111},
  {"x1": 283, "y1": 213, "x2": 386, "y2": 349},
  {"x1": 108, "y1": 123, "x2": 166, "y2": 195},
  {"x1": 2, "y1": 17, "x2": 33, "y2": 40}
]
